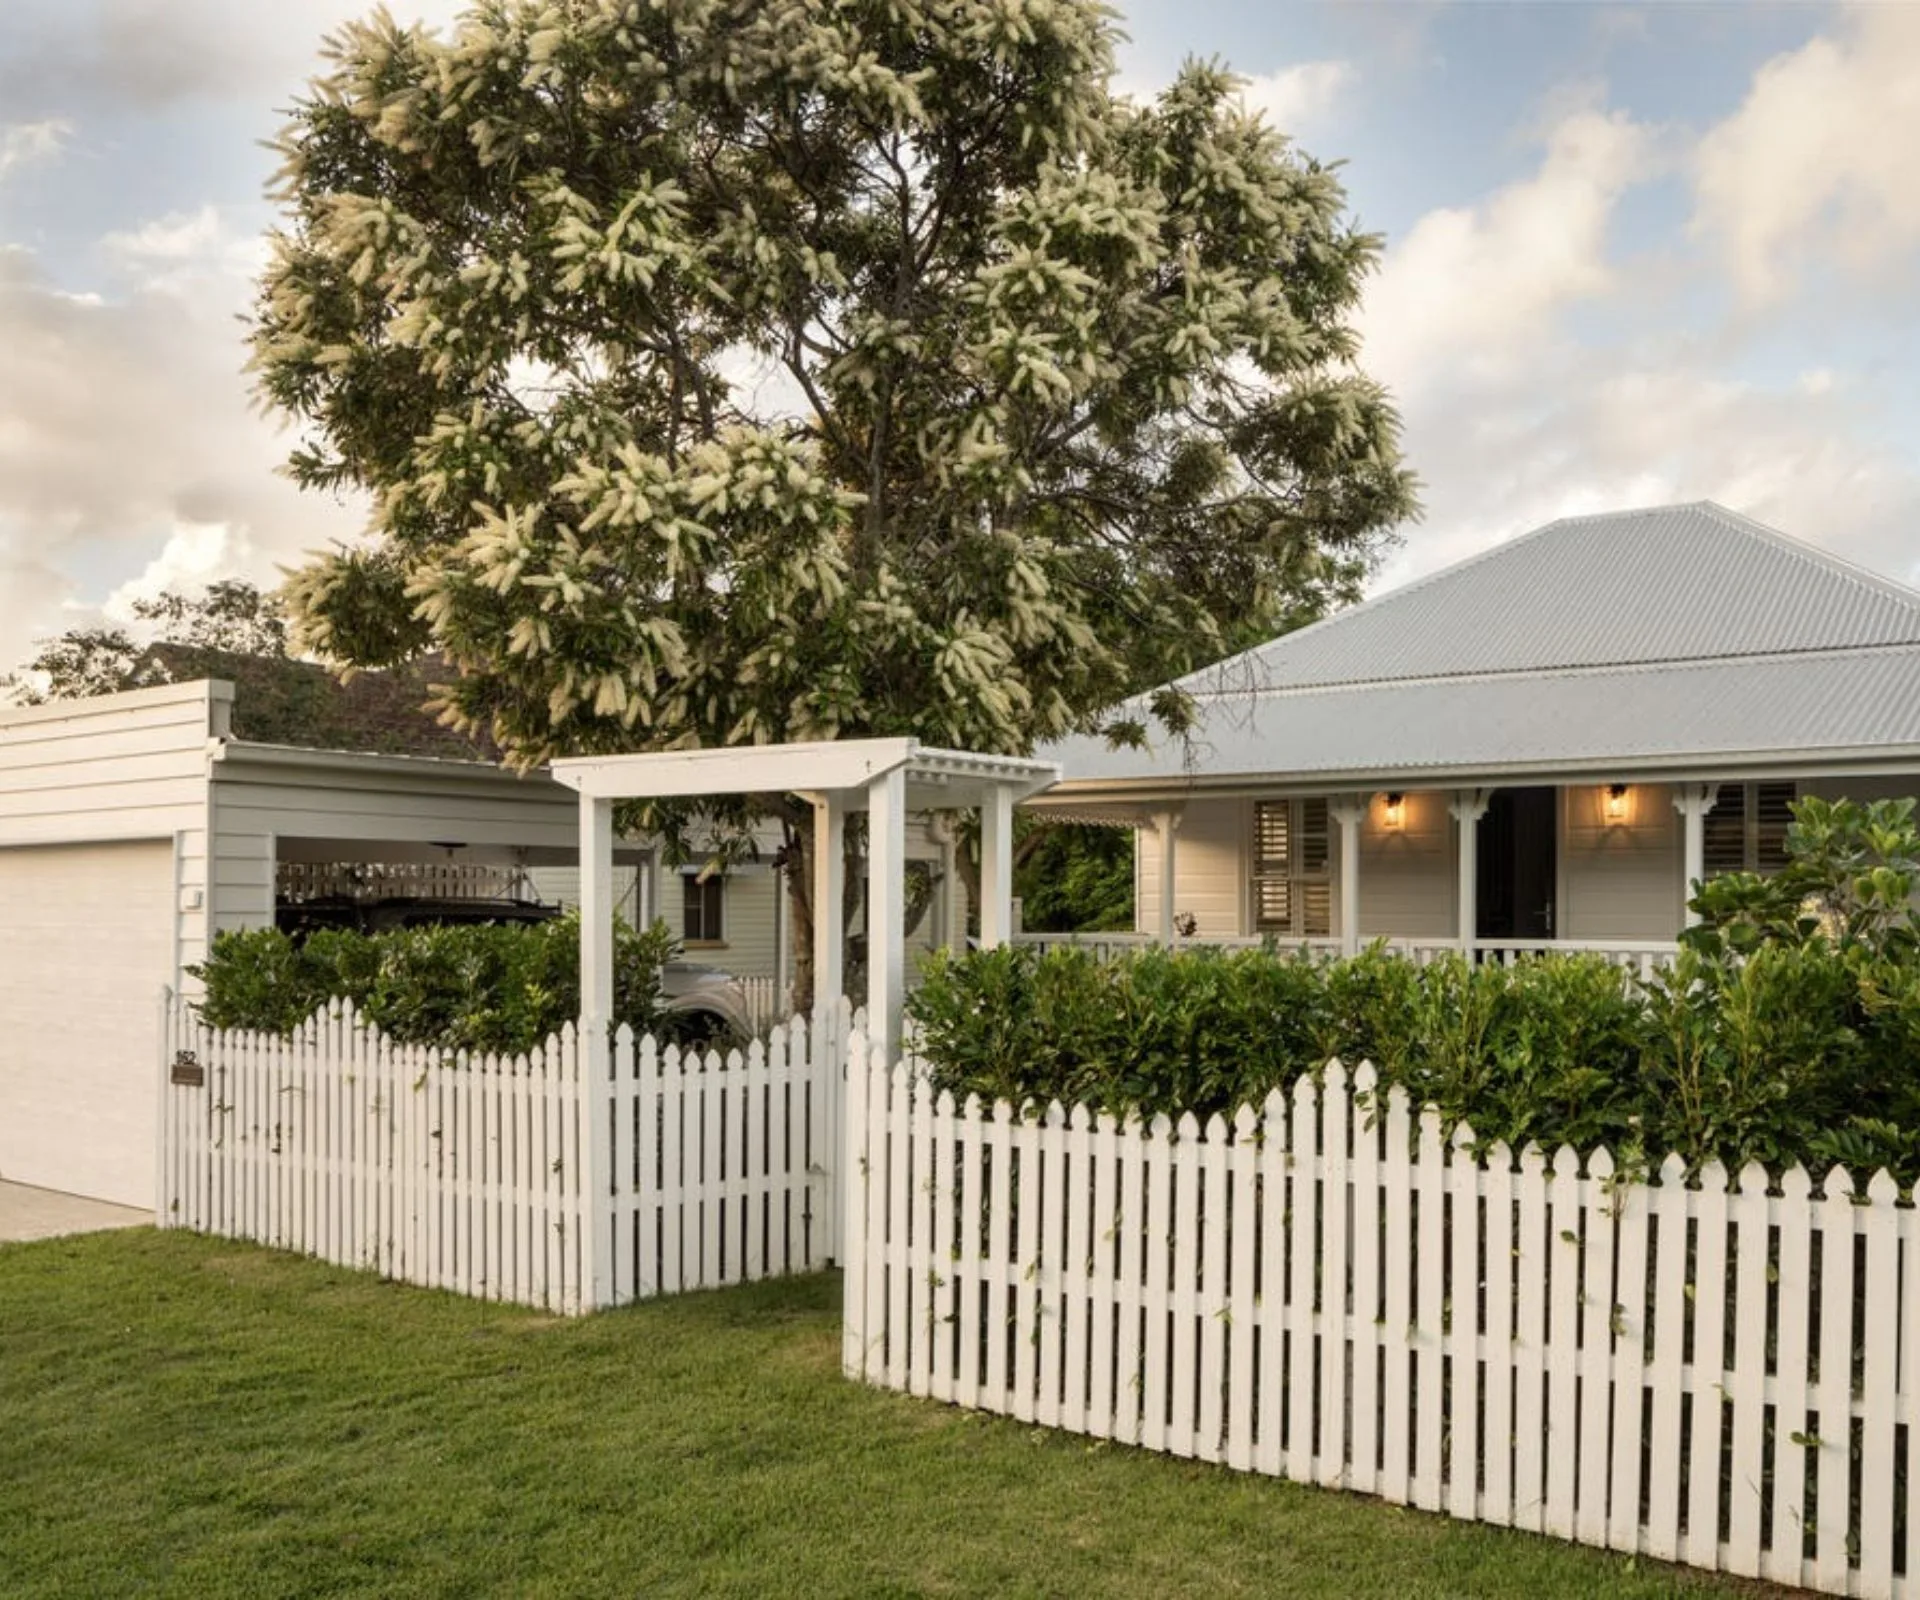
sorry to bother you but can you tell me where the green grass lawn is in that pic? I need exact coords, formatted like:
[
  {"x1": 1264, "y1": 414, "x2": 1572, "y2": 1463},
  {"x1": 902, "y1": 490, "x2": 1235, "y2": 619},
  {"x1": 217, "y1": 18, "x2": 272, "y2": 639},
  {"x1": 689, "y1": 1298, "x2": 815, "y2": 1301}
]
[{"x1": 1, "y1": 1230, "x2": 1795, "y2": 1600}]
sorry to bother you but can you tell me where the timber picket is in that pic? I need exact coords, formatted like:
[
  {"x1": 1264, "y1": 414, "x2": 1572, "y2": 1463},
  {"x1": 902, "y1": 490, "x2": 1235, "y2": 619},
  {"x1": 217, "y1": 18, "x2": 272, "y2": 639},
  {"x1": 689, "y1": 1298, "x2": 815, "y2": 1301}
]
[
  {"x1": 841, "y1": 1040, "x2": 1920, "y2": 1600},
  {"x1": 157, "y1": 994, "x2": 837, "y2": 1316}
]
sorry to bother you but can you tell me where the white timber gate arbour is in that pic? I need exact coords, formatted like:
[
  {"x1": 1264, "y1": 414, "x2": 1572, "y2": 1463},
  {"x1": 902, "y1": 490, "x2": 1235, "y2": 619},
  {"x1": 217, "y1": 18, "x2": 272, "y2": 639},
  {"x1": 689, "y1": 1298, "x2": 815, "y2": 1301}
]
[
  {"x1": 841, "y1": 1045, "x2": 1920, "y2": 1599},
  {"x1": 552, "y1": 738, "x2": 1056, "y2": 1304}
]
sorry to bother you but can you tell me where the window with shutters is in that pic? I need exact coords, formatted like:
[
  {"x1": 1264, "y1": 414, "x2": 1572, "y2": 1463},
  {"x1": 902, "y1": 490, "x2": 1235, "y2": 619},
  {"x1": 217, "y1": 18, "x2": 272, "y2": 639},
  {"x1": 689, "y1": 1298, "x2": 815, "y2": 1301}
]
[
  {"x1": 1703, "y1": 782, "x2": 1795, "y2": 875},
  {"x1": 1251, "y1": 798, "x2": 1332, "y2": 936},
  {"x1": 681, "y1": 872, "x2": 725, "y2": 942}
]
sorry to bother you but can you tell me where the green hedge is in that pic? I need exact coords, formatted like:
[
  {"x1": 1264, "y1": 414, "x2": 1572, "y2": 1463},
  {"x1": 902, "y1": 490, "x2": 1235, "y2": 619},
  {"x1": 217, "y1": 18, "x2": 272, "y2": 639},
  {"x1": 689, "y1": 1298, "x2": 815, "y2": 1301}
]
[
  {"x1": 189, "y1": 912, "x2": 680, "y2": 1055},
  {"x1": 907, "y1": 797, "x2": 1920, "y2": 1184}
]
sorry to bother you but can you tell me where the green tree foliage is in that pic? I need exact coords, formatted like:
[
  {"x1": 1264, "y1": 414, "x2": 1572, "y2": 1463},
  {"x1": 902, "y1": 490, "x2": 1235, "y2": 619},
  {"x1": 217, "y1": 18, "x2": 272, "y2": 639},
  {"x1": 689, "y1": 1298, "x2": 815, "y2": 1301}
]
[
  {"x1": 248, "y1": 0, "x2": 1417, "y2": 1003},
  {"x1": 1014, "y1": 821, "x2": 1132, "y2": 932},
  {"x1": 3, "y1": 581, "x2": 494, "y2": 758},
  {"x1": 3, "y1": 581, "x2": 287, "y2": 705}
]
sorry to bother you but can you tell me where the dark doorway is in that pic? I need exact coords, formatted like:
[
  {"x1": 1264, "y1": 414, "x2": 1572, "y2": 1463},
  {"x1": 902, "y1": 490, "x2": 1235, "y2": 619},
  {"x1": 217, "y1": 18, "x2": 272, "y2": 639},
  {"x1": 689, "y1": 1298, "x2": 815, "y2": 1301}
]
[{"x1": 1477, "y1": 787, "x2": 1557, "y2": 940}]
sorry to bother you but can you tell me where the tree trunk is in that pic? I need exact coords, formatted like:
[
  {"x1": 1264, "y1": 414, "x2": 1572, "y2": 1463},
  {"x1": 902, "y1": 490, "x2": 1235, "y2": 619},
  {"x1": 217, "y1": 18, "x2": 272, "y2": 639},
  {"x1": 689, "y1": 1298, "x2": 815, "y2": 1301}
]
[
  {"x1": 779, "y1": 807, "x2": 867, "y2": 1016},
  {"x1": 783, "y1": 811, "x2": 817, "y2": 1016}
]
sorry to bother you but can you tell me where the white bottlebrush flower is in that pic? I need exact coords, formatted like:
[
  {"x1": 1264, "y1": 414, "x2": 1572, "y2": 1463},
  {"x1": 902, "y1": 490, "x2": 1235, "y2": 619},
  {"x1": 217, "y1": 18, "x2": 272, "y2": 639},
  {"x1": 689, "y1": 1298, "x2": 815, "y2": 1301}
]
[{"x1": 250, "y1": 0, "x2": 1411, "y2": 782}]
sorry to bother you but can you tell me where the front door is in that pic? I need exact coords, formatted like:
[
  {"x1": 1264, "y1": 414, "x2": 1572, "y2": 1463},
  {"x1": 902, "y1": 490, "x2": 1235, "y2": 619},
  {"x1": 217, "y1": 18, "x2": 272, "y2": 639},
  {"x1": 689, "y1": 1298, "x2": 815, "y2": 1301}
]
[{"x1": 1476, "y1": 787, "x2": 1557, "y2": 941}]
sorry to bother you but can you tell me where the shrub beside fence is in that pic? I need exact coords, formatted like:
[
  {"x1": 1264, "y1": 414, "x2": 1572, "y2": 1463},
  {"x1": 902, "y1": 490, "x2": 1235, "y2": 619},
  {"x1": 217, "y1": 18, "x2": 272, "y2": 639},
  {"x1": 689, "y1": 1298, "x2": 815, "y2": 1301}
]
[
  {"x1": 159, "y1": 993, "x2": 843, "y2": 1314},
  {"x1": 843, "y1": 1035, "x2": 1920, "y2": 1597}
]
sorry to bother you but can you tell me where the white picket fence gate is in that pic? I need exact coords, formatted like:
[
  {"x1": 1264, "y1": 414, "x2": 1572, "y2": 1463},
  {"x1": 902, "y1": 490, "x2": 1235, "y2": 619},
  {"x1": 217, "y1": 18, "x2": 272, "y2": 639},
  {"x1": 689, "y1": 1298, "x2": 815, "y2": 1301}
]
[
  {"x1": 842, "y1": 1041, "x2": 1920, "y2": 1598},
  {"x1": 158, "y1": 994, "x2": 845, "y2": 1314}
]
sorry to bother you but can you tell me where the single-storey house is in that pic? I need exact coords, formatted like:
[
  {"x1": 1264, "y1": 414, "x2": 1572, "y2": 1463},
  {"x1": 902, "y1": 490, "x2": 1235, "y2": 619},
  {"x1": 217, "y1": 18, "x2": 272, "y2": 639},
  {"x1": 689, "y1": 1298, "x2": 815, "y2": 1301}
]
[
  {"x1": 0, "y1": 679, "x2": 951, "y2": 1208},
  {"x1": 1030, "y1": 502, "x2": 1920, "y2": 961}
]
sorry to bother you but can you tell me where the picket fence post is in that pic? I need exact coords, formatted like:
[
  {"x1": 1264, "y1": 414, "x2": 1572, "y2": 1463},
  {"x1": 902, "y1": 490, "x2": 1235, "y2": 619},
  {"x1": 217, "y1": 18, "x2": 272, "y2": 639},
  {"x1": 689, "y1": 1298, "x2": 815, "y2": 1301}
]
[{"x1": 840, "y1": 1022, "x2": 871, "y2": 1379}]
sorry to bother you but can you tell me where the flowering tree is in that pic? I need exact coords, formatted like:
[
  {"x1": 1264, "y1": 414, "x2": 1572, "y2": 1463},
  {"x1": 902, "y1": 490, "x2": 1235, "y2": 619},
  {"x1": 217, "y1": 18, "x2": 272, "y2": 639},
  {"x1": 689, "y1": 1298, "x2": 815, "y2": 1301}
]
[{"x1": 251, "y1": 0, "x2": 1418, "y2": 1001}]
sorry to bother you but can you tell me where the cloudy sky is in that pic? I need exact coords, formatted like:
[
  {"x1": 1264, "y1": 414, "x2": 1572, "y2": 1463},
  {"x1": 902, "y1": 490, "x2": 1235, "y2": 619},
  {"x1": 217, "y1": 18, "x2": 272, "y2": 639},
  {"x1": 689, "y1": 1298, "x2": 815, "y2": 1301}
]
[{"x1": 0, "y1": 0, "x2": 1915, "y2": 673}]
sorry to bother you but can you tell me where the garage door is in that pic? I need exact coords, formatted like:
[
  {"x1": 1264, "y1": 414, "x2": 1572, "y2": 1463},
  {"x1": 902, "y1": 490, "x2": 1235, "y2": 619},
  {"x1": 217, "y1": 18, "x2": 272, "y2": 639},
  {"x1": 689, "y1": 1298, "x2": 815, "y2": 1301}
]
[{"x1": 0, "y1": 840, "x2": 173, "y2": 1208}]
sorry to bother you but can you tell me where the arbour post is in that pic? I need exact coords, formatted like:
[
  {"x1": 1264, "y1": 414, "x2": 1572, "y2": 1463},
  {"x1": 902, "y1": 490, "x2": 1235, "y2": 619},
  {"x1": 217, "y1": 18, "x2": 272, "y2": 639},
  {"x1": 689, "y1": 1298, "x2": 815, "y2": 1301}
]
[
  {"x1": 809, "y1": 790, "x2": 846, "y2": 1022},
  {"x1": 808, "y1": 788, "x2": 849, "y2": 1265},
  {"x1": 867, "y1": 765, "x2": 906, "y2": 1056},
  {"x1": 979, "y1": 784, "x2": 1014, "y2": 949},
  {"x1": 578, "y1": 791, "x2": 614, "y2": 1310},
  {"x1": 579, "y1": 793, "x2": 615, "y2": 1030}
]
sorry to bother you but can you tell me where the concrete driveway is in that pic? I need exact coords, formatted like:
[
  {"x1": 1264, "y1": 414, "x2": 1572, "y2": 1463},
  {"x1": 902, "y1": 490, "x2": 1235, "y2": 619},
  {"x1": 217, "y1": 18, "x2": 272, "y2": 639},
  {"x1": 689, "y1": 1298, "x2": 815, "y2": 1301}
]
[{"x1": 0, "y1": 1181, "x2": 150, "y2": 1243}]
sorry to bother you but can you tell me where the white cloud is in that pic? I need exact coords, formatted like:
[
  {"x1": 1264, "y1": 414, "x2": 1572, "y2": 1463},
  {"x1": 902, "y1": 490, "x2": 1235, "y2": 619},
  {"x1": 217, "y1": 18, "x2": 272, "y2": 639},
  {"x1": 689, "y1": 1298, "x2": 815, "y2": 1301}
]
[
  {"x1": 1375, "y1": 344, "x2": 1920, "y2": 597},
  {"x1": 0, "y1": 241, "x2": 365, "y2": 673},
  {"x1": 1692, "y1": 5, "x2": 1920, "y2": 308},
  {"x1": 101, "y1": 204, "x2": 226, "y2": 263},
  {"x1": 1351, "y1": 57, "x2": 1920, "y2": 605},
  {"x1": 99, "y1": 203, "x2": 267, "y2": 298},
  {"x1": 101, "y1": 520, "x2": 269, "y2": 626},
  {"x1": 1359, "y1": 104, "x2": 1657, "y2": 398},
  {"x1": 0, "y1": 118, "x2": 71, "y2": 182},
  {"x1": 0, "y1": 553, "x2": 78, "y2": 669},
  {"x1": 0, "y1": 1, "x2": 469, "y2": 112},
  {"x1": 1238, "y1": 61, "x2": 1354, "y2": 134}
]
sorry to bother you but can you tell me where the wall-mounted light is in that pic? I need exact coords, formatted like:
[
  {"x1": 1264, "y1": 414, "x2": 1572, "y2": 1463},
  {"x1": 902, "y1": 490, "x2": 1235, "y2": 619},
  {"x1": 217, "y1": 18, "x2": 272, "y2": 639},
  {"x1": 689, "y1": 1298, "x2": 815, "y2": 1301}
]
[
  {"x1": 1604, "y1": 783, "x2": 1630, "y2": 823},
  {"x1": 1381, "y1": 792, "x2": 1406, "y2": 831}
]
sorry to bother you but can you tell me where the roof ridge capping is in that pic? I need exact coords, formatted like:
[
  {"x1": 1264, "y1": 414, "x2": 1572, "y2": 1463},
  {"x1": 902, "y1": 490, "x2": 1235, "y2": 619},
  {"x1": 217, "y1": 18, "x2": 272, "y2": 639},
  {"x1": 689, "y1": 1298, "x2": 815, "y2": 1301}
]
[
  {"x1": 1687, "y1": 499, "x2": 1920, "y2": 610},
  {"x1": 1167, "y1": 499, "x2": 1920, "y2": 701}
]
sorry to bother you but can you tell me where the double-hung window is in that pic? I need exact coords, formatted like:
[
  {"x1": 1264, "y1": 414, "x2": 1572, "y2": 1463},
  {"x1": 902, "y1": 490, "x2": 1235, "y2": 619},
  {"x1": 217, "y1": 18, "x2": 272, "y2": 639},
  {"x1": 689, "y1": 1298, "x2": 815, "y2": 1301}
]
[
  {"x1": 1251, "y1": 798, "x2": 1332, "y2": 936},
  {"x1": 681, "y1": 872, "x2": 725, "y2": 943}
]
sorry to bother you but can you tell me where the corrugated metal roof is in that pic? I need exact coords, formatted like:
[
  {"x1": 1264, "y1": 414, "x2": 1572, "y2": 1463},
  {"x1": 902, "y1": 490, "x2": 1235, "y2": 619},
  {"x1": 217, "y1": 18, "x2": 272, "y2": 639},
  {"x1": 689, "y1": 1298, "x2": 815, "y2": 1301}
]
[
  {"x1": 1178, "y1": 502, "x2": 1920, "y2": 693},
  {"x1": 1046, "y1": 646, "x2": 1920, "y2": 786},
  {"x1": 1040, "y1": 503, "x2": 1920, "y2": 792}
]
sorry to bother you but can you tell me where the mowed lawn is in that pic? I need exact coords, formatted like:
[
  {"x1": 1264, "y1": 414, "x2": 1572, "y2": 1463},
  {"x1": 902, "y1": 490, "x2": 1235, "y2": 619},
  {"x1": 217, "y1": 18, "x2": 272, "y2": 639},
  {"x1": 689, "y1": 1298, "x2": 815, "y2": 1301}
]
[{"x1": 2, "y1": 1231, "x2": 1795, "y2": 1600}]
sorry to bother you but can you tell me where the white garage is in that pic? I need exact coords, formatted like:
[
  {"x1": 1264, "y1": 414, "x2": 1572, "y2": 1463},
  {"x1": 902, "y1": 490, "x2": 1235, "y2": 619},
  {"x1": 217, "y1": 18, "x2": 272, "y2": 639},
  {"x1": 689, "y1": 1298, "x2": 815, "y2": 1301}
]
[
  {"x1": 2, "y1": 677, "x2": 959, "y2": 1209},
  {"x1": 0, "y1": 841, "x2": 175, "y2": 1207},
  {"x1": 0, "y1": 679, "x2": 588, "y2": 1211}
]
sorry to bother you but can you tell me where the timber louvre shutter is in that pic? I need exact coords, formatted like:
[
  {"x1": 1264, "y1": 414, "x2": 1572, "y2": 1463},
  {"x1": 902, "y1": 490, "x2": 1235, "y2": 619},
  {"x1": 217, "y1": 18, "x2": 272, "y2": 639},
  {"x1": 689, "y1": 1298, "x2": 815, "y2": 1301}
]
[
  {"x1": 1704, "y1": 782, "x2": 1795, "y2": 875},
  {"x1": 1252, "y1": 798, "x2": 1332, "y2": 936}
]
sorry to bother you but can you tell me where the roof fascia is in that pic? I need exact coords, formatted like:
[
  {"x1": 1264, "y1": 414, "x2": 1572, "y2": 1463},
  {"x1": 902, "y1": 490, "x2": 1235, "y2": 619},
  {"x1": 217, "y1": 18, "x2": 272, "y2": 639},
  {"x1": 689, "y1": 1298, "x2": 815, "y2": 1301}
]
[
  {"x1": 553, "y1": 738, "x2": 919, "y2": 800},
  {"x1": 211, "y1": 738, "x2": 563, "y2": 794},
  {"x1": 1034, "y1": 746, "x2": 1920, "y2": 805}
]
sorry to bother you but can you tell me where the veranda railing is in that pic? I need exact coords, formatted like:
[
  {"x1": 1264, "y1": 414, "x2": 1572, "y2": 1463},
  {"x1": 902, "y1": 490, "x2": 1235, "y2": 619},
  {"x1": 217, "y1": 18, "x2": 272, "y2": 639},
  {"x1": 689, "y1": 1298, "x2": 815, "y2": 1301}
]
[{"x1": 1013, "y1": 930, "x2": 1680, "y2": 977}]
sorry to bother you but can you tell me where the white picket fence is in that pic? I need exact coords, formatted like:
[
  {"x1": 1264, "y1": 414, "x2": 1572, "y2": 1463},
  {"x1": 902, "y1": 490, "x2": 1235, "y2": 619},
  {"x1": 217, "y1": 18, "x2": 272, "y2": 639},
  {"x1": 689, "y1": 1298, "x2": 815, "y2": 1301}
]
[
  {"x1": 158, "y1": 994, "x2": 843, "y2": 1314},
  {"x1": 842, "y1": 1041, "x2": 1920, "y2": 1597}
]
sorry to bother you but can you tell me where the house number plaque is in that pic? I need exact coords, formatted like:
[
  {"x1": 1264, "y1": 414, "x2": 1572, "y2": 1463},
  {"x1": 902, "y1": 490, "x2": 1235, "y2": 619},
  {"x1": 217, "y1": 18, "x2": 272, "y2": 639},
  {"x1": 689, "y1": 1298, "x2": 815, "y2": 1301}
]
[{"x1": 170, "y1": 1051, "x2": 205, "y2": 1088}]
